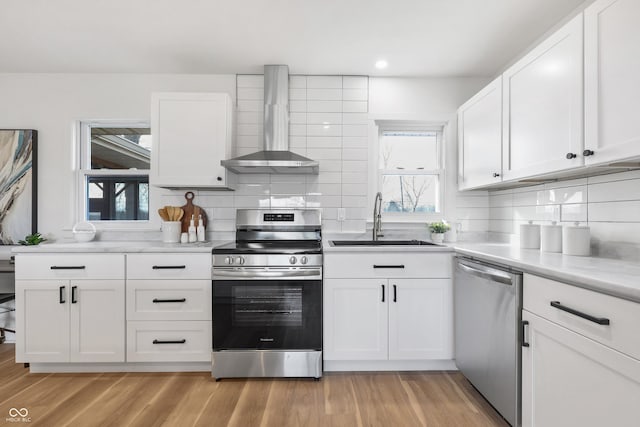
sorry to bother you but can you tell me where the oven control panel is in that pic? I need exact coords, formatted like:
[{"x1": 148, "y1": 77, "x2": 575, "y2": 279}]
[
  {"x1": 263, "y1": 213, "x2": 294, "y2": 222},
  {"x1": 213, "y1": 254, "x2": 322, "y2": 268}
]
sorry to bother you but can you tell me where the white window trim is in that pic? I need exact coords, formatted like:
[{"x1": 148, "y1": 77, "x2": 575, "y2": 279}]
[
  {"x1": 370, "y1": 120, "x2": 447, "y2": 224},
  {"x1": 74, "y1": 120, "x2": 159, "y2": 231}
]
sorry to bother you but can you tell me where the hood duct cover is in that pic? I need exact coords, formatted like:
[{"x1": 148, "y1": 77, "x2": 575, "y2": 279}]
[{"x1": 221, "y1": 65, "x2": 319, "y2": 174}]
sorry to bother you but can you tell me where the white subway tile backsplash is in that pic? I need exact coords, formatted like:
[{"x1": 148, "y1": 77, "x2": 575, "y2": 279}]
[
  {"x1": 307, "y1": 76, "x2": 342, "y2": 88},
  {"x1": 237, "y1": 111, "x2": 262, "y2": 124},
  {"x1": 544, "y1": 186, "x2": 586, "y2": 205},
  {"x1": 237, "y1": 87, "x2": 263, "y2": 101},
  {"x1": 307, "y1": 136, "x2": 342, "y2": 149},
  {"x1": 270, "y1": 196, "x2": 306, "y2": 208},
  {"x1": 306, "y1": 148, "x2": 341, "y2": 160},
  {"x1": 342, "y1": 148, "x2": 368, "y2": 161},
  {"x1": 587, "y1": 169, "x2": 640, "y2": 184},
  {"x1": 342, "y1": 125, "x2": 368, "y2": 137},
  {"x1": 455, "y1": 195, "x2": 490, "y2": 208},
  {"x1": 270, "y1": 174, "x2": 307, "y2": 183},
  {"x1": 342, "y1": 160, "x2": 367, "y2": 172},
  {"x1": 342, "y1": 113, "x2": 369, "y2": 125},
  {"x1": 316, "y1": 195, "x2": 342, "y2": 207},
  {"x1": 318, "y1": 160, "x2": 342, "y2": 172},
  {"x1": 588, "y1": 178, "x2": 640, "y2": 202},
  {"x1": 234, "y1": 196, "x2": 270, "y2": 208},
  {"x1": 342, "y1": 220, "x2": 366, "y2": 232},
  {"x1": 306, "y1": 113, "x2": 342, "y2": 125},
  {"x1": 316, "y1": 172, "x2": 342, "y2": 183},
  {"x1": 289, "y1": 88, "x2": 307, "y2": 100},
  {"x1": 234, "y1": 184, "x2": 270, "y2": 196},
  {"x1": 307, "y1": 124, "x2": 342, "y2": 137},
  {"x1": 212, "y1": 207, "x2": 236, "y2": 220},
  {"x1": 289, "y1": 100, "x2": 307, "y2": 112},
  {"x1": 321, "y1": 207, "x2": 338, "y2": 220},
  {"x1": 489, "y1": 220, "x2": 514, "y2": 233},
  {"x1": 342, "y1": 137, "x2": 368, "y2": 148},
  {"x1": 237, "y1": 100, "x2": 263, "y2": 112},
  {"x1": 589, "y1": 201, "x2": 640, "y2": 222},
  {"x1": 342, "y1": 101, "x2": 367, "y2": 113},
  {"x1": 489, "y1": 193, "x2": 512, "y2": 208},
  {"x1": 512, "y1": 191, "x2": 540, "y2": 207},
  {"x1": 289, "y1": 75, "x2": 307, "y2": 89},
  {"x1": 211, "y1": 220, "x2": 236, "y2": 232},
  {"x1": 236, "y1": 135, "x2": 260, "y2": 148},
  {"x1": 289, "y1": 136, "x2": 307, "y2": 148},
  {"x1": 456, "y1": 207, "x2": 490, "y2": 220},
  {"x1": 270, "y1": 182, "x2": 307, "y2": 195},
  {"x1": 237, "y1": 75, "x2": 263, "y2": 88},
  {"x1": 307, "y1": 100, "x2": 342, "y2": 113},
  {"x1": 343, "y1": 89, "x2": 368, "y2": 101},
  {"x1": 489, "y1": 207, "x2": 513, "y2": 220},
  {"x1": 237, "y1": 123, "x2": 261, "y2": 136},
  {"x1": 289, "y1": 112, "x2": 307, "y2": 125},
  {"x1": 341, "y1": 172, "x2": 368, "y2": 184},
  {"x1": 342, "y1": 196, "x2": 367, "y2": 207},
  {"x1": 306, "y1": 183, "x2": 341, "y2": 196},
  {"x1": 322, "y1": 220, "x2": 342, "y2": 232},
  {"x1": 342, "y1": 76, "x2": 368, "y2": 89},
  {"x1": 459, "y1": 219, "x2": 490, "y2": 232},
  {"x1": 237, "y1": 174, "x2": 269, "y2": 184},
  {"x1": 307, "y1": 88, "x2": 343, "y2": 100},
  {"x1": 289, "y1": 124, "x2": 307, "y2": 136},
  {"x1": 560, "y1": 203, "x2": 587, "y2": 222},
  {"x1": 342, "y1": 183, "x2": 367, "y2": 196}
]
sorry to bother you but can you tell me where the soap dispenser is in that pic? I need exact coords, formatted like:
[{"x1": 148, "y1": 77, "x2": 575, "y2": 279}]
[
  {"x1": 188, "y1": 214, "x2": 197, "y2": 243},
  {"x1": 197, "y1": 214, "x2": 206, "y2": 242}
]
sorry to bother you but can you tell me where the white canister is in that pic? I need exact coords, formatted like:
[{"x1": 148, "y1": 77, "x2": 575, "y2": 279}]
[
  {"x1": 563, "y1": 222, "x2": 591, "y2": 256},
  {"x1": 444, "y1": 222, "x2": 460, "y2": 243},
  {"x1": 541, "y1": 221, "x2": 562, "y2": 253},
  {"x1": 520, "y1": 221, "x2": 541, "y2": 249},
  {"x1": 162, "y1": 221, "x2": 182, "y2": 243}
]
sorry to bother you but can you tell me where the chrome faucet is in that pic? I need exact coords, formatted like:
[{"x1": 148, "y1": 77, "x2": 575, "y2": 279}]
[{"x1": 373, "y1": 192, "x2": 384, "y2": 240}]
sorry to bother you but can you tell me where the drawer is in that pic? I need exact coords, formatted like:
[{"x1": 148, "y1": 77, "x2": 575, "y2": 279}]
[
  {"x1": 126, "y1": 320, "x2": 211, "y2": 362},
  {"x1": 127, "y1": 280, "x2": 211, "y2": 321},
  {"x1": 16, "y1": 254, "x2": 124, "y2": 280},
  {"x1": 126, "y1": 253, "x2": 211, "y2": 279},
  {"x1": 324, "y1": 252, "x2": 452, "y2": 279},
  {"x1": 524, "y1": 273, "x2": 640, "y2": 360}
]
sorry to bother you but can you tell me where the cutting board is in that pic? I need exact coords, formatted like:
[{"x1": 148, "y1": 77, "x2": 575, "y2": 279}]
[{"x1": 180, "y1": 191, "x2": 208, "y2": 233}]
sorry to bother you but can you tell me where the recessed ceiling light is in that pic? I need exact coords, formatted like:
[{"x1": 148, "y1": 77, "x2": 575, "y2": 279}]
[{"x1": 375, "y1": 60, "x2": 388, "y2": 70}]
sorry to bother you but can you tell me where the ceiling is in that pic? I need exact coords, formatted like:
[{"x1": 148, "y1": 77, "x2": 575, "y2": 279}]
[{"x1": 0, "y1": 0, "x2": 586, "y2": 77}]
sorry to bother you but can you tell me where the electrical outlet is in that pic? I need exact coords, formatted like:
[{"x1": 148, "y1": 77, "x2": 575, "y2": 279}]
[{"x1": 337, "y1": 208, "x2": 346, "y2": 221}]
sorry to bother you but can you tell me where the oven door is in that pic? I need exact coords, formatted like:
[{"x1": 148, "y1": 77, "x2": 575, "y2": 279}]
[{"x1": 213, "y1": 278, "x2": 322, "y2": 350}]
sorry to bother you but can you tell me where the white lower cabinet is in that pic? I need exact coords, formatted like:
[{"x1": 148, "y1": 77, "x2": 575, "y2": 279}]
[
  {"x1": 522, "y1": 273, "x2": 640, "y2": 427},
  {"x1": 16, "y1": 279, "x2": 125, "y2": 363},
  {"x1": 522, "y1": 311, "x2": 640, "y2": 427},
  {"x1": 323, "y1": 259, "x2": 453, "y2": 364},
  {"x1": 127, "y1": 321, "x2": 211, "y2": 362}
]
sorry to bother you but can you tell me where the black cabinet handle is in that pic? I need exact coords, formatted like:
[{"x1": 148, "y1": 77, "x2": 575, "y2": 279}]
[
  {"x1": 566, "y1": 152, "x2": 577, "y2": 159},
  {"x1": 217, "y1": 177, "x2": 223, "y2": 181},
  {"x1": 381, "y1": 284, "x2": 385, "y2": 302},
  {"x1": 59, "y1": 286, "x2": 66, "y2": 304},
  {"x1": 393, "y1": 284, "x2": 397, "y2": 302},
  {"x1": 51, "y1": 266, "x2": 86, "y2": 270},
  {"x1": 71, "y1": 286, "x2": 78, "y2": 304},
  {"x1": 550, "y1": 301, "x2": 610, "y2": 325},
  {"x1": 493, "y1": 172, "x2": 500, "y2": 178},
  {"x1": 153, "y1": 339, "x2": 186, "y2": 345},
  {"x1": 152, "y1": 265, "x2": 186, "y2": 270},
  {"x1": 152, "y1": 298, "x2": 186, "y2": 303},
  {"x1": 583, "y1": 149, "x2": 595, "y2": 156},
  {"x1": 521, "y1": 320, "x2": 530, "y2": 347},
  {"x1": 373, "y1": 265, "x2": 405, "y2": 269}
]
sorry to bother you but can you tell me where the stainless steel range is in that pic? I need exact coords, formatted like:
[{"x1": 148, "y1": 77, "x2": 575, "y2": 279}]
[{"x1": 211, "y1": 209, "x2": 322, "y2": 380}]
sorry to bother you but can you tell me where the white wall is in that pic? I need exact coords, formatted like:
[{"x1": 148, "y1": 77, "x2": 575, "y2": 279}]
[
  {"x1": 0, "y1": 73, "x2": 489, "y2": 242},
  {"x1": 0, "y1": 73, "x2": 236, "y2": 240}
]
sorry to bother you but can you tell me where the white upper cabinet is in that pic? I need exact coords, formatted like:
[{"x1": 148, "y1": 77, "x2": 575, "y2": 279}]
[
  {"x1": 502, "y1": 15, "x2": 584, "y2": 181},
  {"x1": 151, "y1": 92, "x2": 235, "y2": 189},
  {"x1": 584, "y1": 0, "x2": 640, "y2": 165},
  {"x1": 458, "y1": 76, "x2": 503, "y2": 190}
]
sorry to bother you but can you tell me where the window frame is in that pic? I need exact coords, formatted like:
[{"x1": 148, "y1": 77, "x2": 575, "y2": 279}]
[
  {"x1": 374, "y1": 122, "x2": 446, "y2": 223},
  {"x1": 75, "y1": 120, "x2": 156, "y2": 230}
]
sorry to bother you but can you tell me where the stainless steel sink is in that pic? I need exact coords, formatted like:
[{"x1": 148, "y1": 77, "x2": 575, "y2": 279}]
[{"x1": 330, "y1": 239, "x2": 439, "y2": 246}]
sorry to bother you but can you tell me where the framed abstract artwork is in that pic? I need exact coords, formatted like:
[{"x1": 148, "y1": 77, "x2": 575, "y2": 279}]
[{"x1": 0, "y1": 130, "x2": 37, "y2": 245}]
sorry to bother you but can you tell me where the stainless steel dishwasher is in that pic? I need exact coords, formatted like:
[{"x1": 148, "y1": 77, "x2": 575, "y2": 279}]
[{"x1": 454, "y1": 256, "x2": 523, "y2": 427}]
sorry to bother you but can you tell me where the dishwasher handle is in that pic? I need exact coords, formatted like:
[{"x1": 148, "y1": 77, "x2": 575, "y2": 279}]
[{"x1": 456, "y1": 260, "x2": 514, "y2": 285}]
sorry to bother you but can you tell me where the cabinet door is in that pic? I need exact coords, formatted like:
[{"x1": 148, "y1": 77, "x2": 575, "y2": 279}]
[
  {"x1": 69, "y1": 280, "x2": 125, "y2": 362},
  {"x1": 388, "y1": 279, "x2": 452, "y2": 360},
  {"x1": 584, "y1": 0, "x2": 640, "y2": 165},
  {"x1": 15, "y1": 280, "x2": 69, "y2": 363},
  {"x1": 151, "y1": 92, "x2": 233, "y2": 188},
  {"x1": 503, "y1": 15, "x2": 584, "y2": 181},
  {"x1": 458, "y1": 76, "x2": 503, "y2": 190},
  {"x1": 323, "y1": 279, "x2": 388, "y2": 361},
  {"x1": 522, "y1": 310, "x2": 640, "y2": 427}
]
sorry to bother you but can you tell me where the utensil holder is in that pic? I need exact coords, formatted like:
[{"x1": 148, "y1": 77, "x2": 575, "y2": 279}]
[{"x1": 162, "y1": 221, "x2": 182, "y2": 243}]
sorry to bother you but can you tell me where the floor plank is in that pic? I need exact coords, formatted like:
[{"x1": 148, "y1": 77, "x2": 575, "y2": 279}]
[{"x1": 0, "y1": 345, "x2": 509, "y2": 427}]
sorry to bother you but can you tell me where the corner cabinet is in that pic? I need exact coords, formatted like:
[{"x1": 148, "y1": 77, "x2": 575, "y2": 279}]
[
  {"x1": 584, "y1": 0, "x2": 640, "y2": 166},
  {"x1": 150, "y1": 92, "x2": 236, "y2": 189},
  {"x1": 15, "y1": 254, "x2": 126, "y2": 363},
  {"x1": 457, "y1": 76, "x2": 503, "y2": 190},
  {"x1": 323, "y1": 251, "x2": 453, "y2": 369},
  {"x1": 522, "y1": 274, "x2": 640, "y2": 427},
  {"x1": 502, "y1": 14, "x2": 584, "y2": 181}
]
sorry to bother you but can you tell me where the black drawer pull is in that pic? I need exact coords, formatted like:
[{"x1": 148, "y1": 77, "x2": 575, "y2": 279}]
[
  {"x1": 152, "y1": 298, "x2": 186, "y2": 303},
  {"x1": 381, "y1": 284, "x2": 385, "y2": 302},
  {"x1": 51, "y1": 266, "x2": 86, "y2": 270},
  {"x1": 373, "y1": 265, "x2": 405, "y2": 269},
  {"x1": 393, "y1": 284, "x2": 397, "y2": 302},
  {"x1": 71, "y1": 286, "x2": 78, "y2": 304},
  {"x1": 152, "y1": 339, "x2": 186, "y2": 345},
  {"x1": 59, "y1": 286, "x2": 66, "y2": 304},
  {"x1": 152, "y1": 265, "x2": 186, "y2": 270},
  {"x1": 550, "y1": 301, "x2": 610, "y2": 325},
  {"x1": 521, "y1": 320, "x2": 530, "y2": 347}
]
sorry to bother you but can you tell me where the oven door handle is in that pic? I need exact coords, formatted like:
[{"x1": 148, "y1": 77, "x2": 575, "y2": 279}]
[{"x1": 213, "y1": 269, "x2": 321, "y2": 278}]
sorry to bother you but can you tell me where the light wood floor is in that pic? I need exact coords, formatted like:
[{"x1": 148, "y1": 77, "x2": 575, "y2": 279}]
[{"x1": 0, "y1": 344, "x2": 509, "y2": 427}]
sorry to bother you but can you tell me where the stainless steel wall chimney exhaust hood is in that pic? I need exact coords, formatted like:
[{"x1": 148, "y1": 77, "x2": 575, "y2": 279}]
[{"x1": 221, "y1": 65, "x2": 319, "y2": 174}]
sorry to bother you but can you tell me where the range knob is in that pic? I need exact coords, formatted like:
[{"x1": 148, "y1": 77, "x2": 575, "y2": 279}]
[
  {"x1": 225, "y1": 256, "x2": 234, "y2": 265},
  {"x1": 289, "y1": 256, "x2": 297, "y2": 265},
  {"x1": 236, "y1": 256, "x2": 245, "y2": 265},
  {"x1": 300, "y1": 256, "x2": 308, "y2": 265}
]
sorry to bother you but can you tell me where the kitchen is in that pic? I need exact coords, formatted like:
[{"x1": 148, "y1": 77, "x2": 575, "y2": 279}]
[{"x1": 0, "y1": 0, "x2": 639, "y2": 425}]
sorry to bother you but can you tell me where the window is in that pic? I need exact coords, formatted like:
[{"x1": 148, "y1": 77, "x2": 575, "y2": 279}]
[
  {"x1": 377, "y1": 128, "x2": 444, "y2": 220},
  {"x1": 77, "y1": 121, "x2": 151, "y2": 224}
]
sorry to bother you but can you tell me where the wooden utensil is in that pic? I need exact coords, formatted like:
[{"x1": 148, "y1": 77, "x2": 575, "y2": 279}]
[
  {"x1": 180, "y1": 191, "x2": 208, "y2": 233},
  {"x1": 158, "y1": 208, "x2": 169, "y2": 221}
]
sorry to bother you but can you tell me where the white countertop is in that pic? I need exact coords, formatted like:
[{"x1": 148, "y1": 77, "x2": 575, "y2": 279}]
[
  {"x1": 454, "y1": 242, "x2": 640, "y2": 303},
  {"x1": 11, "y1": 240, "x2": 223, "y2": 253}
]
